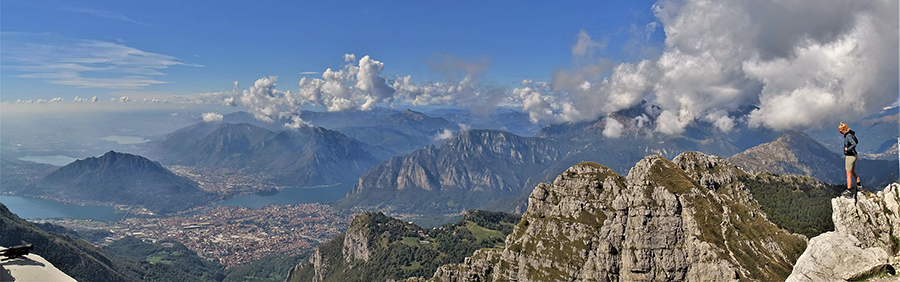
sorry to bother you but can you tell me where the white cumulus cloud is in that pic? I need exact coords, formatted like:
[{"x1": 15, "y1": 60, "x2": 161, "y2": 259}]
[
  {"x1": 432, "y1": 129, "x2": 455, "y2": 141},
  {"x1": 284, "y1": 116, "x2": 312, "y2": 129},
  {"x1": 602, "y1": 117, "x2": 625, "y2": 138},
  {"x1": 509, "y1": 0, "x2": 897, "y2": 134},
  {"x1": 202, "y1": 112, "x2": 223, "y2": 122}
]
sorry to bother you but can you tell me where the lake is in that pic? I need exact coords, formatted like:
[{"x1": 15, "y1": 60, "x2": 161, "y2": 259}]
[
  {"x1": 18, "y1": 155, "x2": 77, "y2": 166},
  {"x1": 102, "y1": 135, "x2": 150, "y2": 144},
  {"x1": 1, "y1": 183, "x2": 354, "y2": 220},
  {"x1": 216, "y1": 183, "x2": 353, "y2": 209},
  {"x1": 2, "y1": 195, "x2": 123, "y2": 221}
]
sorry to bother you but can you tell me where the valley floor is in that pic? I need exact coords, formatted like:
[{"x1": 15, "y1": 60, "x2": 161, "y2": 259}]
[{"x1": 35, "y1": 203, "x2": 349, "y2": 268}]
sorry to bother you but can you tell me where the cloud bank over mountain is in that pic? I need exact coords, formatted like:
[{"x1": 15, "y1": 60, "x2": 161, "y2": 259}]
[
  {"x1": 517, "y1": 0, "x2": 898, "y2": 133},
  {"x1": 207, "y1": 0, "x2": 898, "y2": 134}
]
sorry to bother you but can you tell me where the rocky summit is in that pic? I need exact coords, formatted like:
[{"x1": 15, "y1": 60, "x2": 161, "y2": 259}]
[
  {"x1": 787, "y1": 183, "x2": 900, "y2": 281},
  {"x1": 407, "y1": 151, "x2": 807, "y2": 282}
]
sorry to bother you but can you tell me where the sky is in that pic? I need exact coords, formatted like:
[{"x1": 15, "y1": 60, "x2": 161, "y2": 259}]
[{"x1": 1, "y1": 0, "x2": 897, "y2": 135}]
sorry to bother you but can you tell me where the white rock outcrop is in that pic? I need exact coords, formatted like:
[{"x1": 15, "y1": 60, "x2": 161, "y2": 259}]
[{"x1": 787, "y1": 183, "x2": 900, "y2": 281}]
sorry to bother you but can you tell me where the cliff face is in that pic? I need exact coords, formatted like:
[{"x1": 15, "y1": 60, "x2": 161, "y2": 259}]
[
  {"x1": 415, "y1": 152, "x2": 807, "y2": 282},
  {"x1": 338, "y1": 130, "x2": 563, "y2": 214},
  {"x1": 787, "y1": 183, "x2": 900, "y2": 281}
]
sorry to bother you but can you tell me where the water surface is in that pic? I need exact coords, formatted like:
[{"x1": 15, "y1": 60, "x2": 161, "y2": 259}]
[
  {"x1": 18, "y1": 155, "x2": 77, "y2": 166},
  {"x1": 2, "y1": 195, "x2": 122, "y2": 221},
  {"x1": 1, "y1": 183, "x2": 353, "y2": 221}
]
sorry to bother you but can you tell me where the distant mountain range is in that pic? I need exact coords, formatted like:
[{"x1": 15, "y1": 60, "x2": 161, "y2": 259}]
[
  {"x1": 728, "y1": 132, "x2": 899, "y2": 188},
  {"x1": 337, "y1": 104, "x2": 896, "y2": 216},
  {"x1": 336, "y1": 109, "x2": 457, "y2": 156},
  {"x1": 152, "y1": 122, "x2": 379, "y2": 187},
  {"x1": 337, "y1": 109, "x2": 760, "y2": 215},
  {"x1": 26, "y1": 151, "x2": 214, "y2": 214},
  {"x1": 806, "y1": 106, "x2": 899, "y2": 156}
]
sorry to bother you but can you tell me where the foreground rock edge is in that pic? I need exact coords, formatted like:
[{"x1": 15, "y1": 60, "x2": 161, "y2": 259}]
[{"x1": 787, "y1": 183, "x2": 900, "y2": 282}]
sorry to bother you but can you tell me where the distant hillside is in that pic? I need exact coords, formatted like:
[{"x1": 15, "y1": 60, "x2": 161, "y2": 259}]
[
  {"x1": 337, "y1": 130, "x2": 562, "y2": 214},
  {"x1": 103, "y1": 236, "x2": 225, "y2": 281},
  {"x1": 153, "y1": 122, "x2": 380, "y2": 187},
  {"x1": 728, "y1": 132, "x2": 899, "y2": 188},
  {"x1": 0, "y1": 203, "x2": 212, "y2": 282},
  {"x1": 223, "y1": 253, "x2": 305, "y2": 282},
  {"x1": 0, "y1": 157, "x2": 56, "y2": 190},
  {"x1": 27, "y1": 151, "x2": 214, "y2": 214},
  {"x1": 284, "y1": 210, "x2": 520, "y2": 282}
]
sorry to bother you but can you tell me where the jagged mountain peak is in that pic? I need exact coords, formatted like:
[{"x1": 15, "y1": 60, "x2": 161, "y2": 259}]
[{"x1": 419, "y1": 152, "x2": 806, "y2": 282}]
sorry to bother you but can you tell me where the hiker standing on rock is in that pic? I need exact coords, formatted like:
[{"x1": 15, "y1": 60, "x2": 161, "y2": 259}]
[{"x1": 840, "y1": 122, "x2": 862, "y2": 197}]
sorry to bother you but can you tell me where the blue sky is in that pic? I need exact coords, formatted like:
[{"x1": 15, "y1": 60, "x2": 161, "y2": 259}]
[
  {"x1": 1, "y1": 0, "x2": 896, "y2": 133},
  {"x1": 1, "y1": 0, "x2": 663, "y2": 100}
]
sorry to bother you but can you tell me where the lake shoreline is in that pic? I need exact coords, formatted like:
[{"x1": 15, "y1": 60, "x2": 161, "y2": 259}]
[{"x1": 2, "y1": 182, "x2": 354, "y2": 221}]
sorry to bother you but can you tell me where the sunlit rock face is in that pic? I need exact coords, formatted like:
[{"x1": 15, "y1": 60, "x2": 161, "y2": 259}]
[{"x1": 416, "y1": 152, "x2": 806, "y2": 282}]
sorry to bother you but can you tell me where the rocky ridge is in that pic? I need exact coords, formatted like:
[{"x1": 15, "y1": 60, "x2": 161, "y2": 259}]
[
  {"x1": 407, "y1": 151, "x2": 807, "y2": 281},
  {"x1": 787, "y1": 183, "x2": 900, "y2": 281}
]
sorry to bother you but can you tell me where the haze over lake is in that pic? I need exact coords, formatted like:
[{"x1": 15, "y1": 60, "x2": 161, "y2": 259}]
[
  {"x1": 18, "y1": 155, "x2": 77, "y2": 167},
  {"x1": 1, "y1": 183, "x2": 353, "y2": 221},
  {"x1": 2, "y1": 195, "x2": 122, "y2": 221},
  {"x1": 102, "y1": 135, "x2": 150, "y2": 144}
]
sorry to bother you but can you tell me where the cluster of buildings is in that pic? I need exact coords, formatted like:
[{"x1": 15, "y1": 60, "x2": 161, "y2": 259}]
[
  {"x1": 117, "y1": 203, "x2": 349, "y2": 267},
  {"x1": 166, "y1": 165, "x2": 277, "y2": 197},
  {"x1": 47, "y1": 203, "x2": 349, "y2": 268}
]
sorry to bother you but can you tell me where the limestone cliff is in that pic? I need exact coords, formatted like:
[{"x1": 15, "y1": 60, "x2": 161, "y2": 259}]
[
  {"x1": 787, "y1": 183, "x2": 900, "y2": 281},
  {"x1": 410, "y1": 152, "x2": 807, "y2": 282}
]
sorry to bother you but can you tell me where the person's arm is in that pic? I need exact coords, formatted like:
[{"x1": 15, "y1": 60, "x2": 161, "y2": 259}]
[{"x1": 847, "y1": 134, "x2": 857, "y2": 152}]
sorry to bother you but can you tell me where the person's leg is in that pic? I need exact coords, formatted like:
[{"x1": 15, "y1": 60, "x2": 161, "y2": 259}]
[
  {"x1": 845, "y1": 155, "x2": 857, "y2": 189},
  {"x1": 852, "y1": 169, "x2": 860, "y2": 185},
  {"x1": 846, "y1": 169, "x2": 853, "y2": 189}
]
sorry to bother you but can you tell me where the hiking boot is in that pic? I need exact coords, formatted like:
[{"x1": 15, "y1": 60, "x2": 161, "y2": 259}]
[
  {"x1": 842, "y1": 189, "x2": 854, "y2": 198},
  {"x1": 856, "y1": 182, "x2": 865, "y2": 192}
]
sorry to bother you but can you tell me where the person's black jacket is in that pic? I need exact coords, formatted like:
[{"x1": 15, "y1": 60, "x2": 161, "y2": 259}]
[{"x1": 844, "y1": 130, "x2": 858, "y2": 156}]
